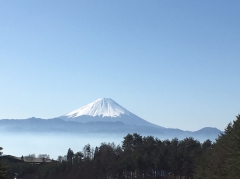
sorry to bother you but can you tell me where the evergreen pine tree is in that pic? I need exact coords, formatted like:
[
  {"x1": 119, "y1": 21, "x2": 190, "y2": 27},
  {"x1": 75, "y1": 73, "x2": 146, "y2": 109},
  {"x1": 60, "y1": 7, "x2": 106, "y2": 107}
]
[{"x1": 67, "y1": 148, "x2": 74, "y2": 164}]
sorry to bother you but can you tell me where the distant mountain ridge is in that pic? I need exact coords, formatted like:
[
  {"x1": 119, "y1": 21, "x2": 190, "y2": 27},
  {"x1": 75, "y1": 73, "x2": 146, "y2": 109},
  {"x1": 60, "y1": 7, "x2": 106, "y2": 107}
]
[
  {"x1": 0, "y1": 117, "x2": 222, "y2": 141},
  {"x1": 0, "y1": 98, "x2": 223, "y2": 141}
]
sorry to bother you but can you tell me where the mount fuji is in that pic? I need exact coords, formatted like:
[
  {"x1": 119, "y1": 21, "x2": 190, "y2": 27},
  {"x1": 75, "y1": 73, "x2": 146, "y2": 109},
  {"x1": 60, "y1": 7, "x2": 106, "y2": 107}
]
[
  {"x1": 59, "y1": 98, "x2": 162, "y2": 128},
  {"x1": 0, "y1": 98, "x2": 222, "y2": 141}
]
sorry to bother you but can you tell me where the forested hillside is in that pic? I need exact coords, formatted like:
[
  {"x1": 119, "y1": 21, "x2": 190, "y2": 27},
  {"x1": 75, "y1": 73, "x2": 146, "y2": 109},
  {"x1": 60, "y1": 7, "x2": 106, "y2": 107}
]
[{"x1": 194, "y1": 114, "x2": 240, "y2": 178}]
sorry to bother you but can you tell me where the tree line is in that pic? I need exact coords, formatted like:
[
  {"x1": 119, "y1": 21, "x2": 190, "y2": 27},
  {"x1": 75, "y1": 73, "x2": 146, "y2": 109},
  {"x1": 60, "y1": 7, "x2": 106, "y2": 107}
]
[
  {"x1": 1, "y1": 135, "x2": 211, "y2": 179},
  {"x1": 1, "y1": 114, "x2": 240, "y2": 179}
]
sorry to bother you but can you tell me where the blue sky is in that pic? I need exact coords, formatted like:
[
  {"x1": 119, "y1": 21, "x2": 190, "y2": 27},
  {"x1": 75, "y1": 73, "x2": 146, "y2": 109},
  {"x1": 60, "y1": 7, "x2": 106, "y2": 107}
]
[{"x1": 0, "y1": 1, "x2": 240, "y2": 131}]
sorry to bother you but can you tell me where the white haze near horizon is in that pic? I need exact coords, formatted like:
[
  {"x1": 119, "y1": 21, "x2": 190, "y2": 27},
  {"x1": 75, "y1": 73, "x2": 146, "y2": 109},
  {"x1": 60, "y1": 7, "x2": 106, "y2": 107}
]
[
  {"x1": 1, "y1": 133, "x2": 124, "y2": 160},
  {"x1": 1, "y1": 132, "x2": 212, "y2": 159}
]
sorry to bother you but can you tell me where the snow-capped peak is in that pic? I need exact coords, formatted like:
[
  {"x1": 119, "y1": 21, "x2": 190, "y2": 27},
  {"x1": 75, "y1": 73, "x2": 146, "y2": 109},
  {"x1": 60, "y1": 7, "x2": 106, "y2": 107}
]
[{"x1": 64, "y1": 98, "x2": 132, "y2": 118}]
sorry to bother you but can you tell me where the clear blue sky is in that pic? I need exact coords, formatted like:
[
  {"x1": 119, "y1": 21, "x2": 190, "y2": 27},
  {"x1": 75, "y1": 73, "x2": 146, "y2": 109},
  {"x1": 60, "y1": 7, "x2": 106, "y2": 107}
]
[{"x1": 0, "y1": 1, "x2": 239, "y2": 131}]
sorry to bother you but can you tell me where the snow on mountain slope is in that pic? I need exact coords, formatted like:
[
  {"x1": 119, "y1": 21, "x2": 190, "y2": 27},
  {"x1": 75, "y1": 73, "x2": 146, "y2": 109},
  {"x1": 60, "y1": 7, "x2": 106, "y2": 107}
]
[
  {"x1": 60, "y1": 98, "x2": 162, "y2": 128},
  {"x1": 65, "y1": 98, "x2": 132, "y2": 118}
]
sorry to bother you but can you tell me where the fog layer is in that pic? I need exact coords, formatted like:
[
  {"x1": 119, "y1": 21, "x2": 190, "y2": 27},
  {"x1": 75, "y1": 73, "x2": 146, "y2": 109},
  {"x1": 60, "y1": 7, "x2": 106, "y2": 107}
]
[{"x1": 1, "y1": 133, "x2": 124, "y2": 159}]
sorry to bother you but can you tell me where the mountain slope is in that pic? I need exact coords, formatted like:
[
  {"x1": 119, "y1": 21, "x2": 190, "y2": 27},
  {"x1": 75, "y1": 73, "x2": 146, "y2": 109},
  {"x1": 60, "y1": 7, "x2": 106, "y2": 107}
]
[{"x1": 59, "y1": 98, "x2": 162, "y2": 128}]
